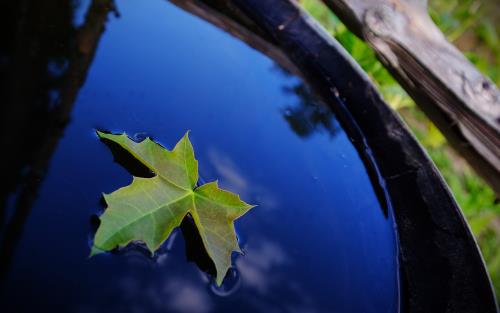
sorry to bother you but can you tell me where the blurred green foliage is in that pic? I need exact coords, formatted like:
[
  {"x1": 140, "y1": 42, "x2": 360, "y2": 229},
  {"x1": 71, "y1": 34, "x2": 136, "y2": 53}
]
[{"x1": 300, "y1": 0, "x2": 499, "y2": 298}]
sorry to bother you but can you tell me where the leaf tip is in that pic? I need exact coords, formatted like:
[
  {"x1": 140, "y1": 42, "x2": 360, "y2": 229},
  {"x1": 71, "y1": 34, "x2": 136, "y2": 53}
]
[
  {"x1": 180, "y1": 130, "x2": 191, "y2": 142},
  {"x1": 96, "y1": 130, "x2": 128, "y2": 141},
  {"x1": 234, "y1": 245, "x2": 243, "y2": 254},
  {"x1": 89, "y1": 246, "x2": 104, "y2": 258},
  {"x1": 145, "y1": 242, "x2": 158, "y2": 257},
  {"x1": 240, "y1": 199, "x2": 256, "y2": 211},
  {"x1": 95, "y1": 129, "x2": 105, "y2": 138},
  {"x1": 101, "y1": 192, "x2": 109, "y2": 203},
  {"x1": 215, "y1": 274, "x2": 224, "y2": 287}
]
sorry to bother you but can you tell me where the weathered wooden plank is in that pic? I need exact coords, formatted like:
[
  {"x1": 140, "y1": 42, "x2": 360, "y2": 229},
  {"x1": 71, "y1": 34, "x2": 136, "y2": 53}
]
[{"x1": 322, "y1": 0, "x2": 500, "y2": 194}]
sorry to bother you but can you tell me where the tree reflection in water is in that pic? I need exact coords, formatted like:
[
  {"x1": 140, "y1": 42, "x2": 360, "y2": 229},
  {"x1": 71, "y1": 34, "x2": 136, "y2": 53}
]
[
  {"x1": 276, "y1": 66, "x2": 340, "y2": 139},
  {"x1": 0, "y1": 0, "x2": 117, "y2": 284}
]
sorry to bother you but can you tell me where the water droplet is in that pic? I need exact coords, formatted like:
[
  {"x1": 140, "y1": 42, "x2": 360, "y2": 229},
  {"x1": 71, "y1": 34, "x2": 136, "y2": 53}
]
[{"x1": 210, "y1": 267, "x2": 241, "y2": 297}]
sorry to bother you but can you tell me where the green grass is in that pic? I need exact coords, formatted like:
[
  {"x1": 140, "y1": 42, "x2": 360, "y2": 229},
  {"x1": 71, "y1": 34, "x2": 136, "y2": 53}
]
[{"x1": 300, "y1": 0, "x2": 500, "y2": 298}]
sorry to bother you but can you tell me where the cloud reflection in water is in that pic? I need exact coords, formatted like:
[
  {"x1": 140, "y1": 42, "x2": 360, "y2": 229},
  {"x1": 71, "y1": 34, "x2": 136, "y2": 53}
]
[
  {"x1": 237, "y1": 240, "x2": 287, "y2": 294},
  {"x1": 164, "y1": 279, "x2": 213, "y2": 313},
  {"x1": 206, "y1": 148, "x2": 278, "y2": 210}
]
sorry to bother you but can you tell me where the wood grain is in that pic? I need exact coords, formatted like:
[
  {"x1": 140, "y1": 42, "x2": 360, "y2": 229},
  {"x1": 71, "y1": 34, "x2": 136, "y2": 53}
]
[{"x1": 322, "y1": 0, "x2": 500, "y2": 194}]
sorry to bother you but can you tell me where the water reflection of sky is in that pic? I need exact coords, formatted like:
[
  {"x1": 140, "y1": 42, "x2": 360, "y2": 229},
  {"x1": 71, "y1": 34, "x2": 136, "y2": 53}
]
[{"x1": 0, "y1": 1, "x2": 399, "y2": 312}]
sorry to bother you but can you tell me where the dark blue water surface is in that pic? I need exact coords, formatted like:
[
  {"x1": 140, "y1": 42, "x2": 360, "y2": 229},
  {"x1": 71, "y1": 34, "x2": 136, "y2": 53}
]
[{"x1": 0, "y1": 1, "x2": 399, "y2": 312}]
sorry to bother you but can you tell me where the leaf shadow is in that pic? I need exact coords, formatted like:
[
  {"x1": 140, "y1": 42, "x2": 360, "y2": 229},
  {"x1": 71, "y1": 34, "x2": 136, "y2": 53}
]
[
  {"x1": 180, "y1": 215, "x2": 217, "y2": 277},
  {"x1": 98, "y1": 133, "x2": 155, "y2": 178}
]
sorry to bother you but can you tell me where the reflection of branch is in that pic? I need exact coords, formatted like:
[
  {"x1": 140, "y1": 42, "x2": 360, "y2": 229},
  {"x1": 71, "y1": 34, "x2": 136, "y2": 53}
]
[
  {"x1": 57, "y1": 0, "x2": 118, "y2": 119},
  {"x1": 0, "y1": 0, "x2": 116, "y2": 284},
  {"x1": 170, "y1": 0, "x2": 301, "y2": 77},
  {"x1": 25, "y1": 0, "x2": 117, "y2": 190},
  {"x1": 282, "y1": 82, "x2": 340, "y2": 138}
]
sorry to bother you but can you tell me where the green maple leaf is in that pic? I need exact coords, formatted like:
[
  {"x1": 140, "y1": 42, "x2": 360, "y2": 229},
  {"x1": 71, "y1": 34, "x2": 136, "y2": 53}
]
[{"x1": 91, "y1": 131, "x2": 255, "y2": 286}]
